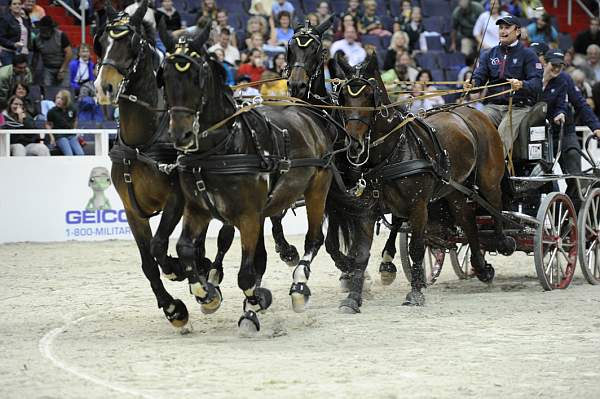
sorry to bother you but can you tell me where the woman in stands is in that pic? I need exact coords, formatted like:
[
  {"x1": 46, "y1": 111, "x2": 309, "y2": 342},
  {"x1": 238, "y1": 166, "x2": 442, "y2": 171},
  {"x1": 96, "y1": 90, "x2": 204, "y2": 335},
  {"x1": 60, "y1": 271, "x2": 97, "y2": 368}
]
[
  {"x1": 10, "y1": 82, "x2": 36, "y2": 118},
  {"x1": 0, "y1": 0, "x2": 32, "y2": 66},
  {"x1": 402, "y1": 6, "x2": 424, "y2": 53},
  {"x1": 269, "y1": 10, "x2": 294, "y2": 46},
  {"x1": 46, "y1": 90, "x2": 83, "y2": 156},
  {"x1": 270, "y1": 52, "x2": 287, "y2": 76},
  {"x1": 415, "y1": 69, "x2": 445, "y2": 107},
  {"x1": 244, "y1": 16, "x2": 269, "y2": 51},
  {"x1": 335, "y1": 14, "x2": 361, "y2": 41},
  {"x1": 526, "y1": 13, "x2": 558, "y2": 46},
  {"x1": 383, "y1": 30, "x2": 410, "y2": 70},
  {"x1": 4, "y1": 95, "x2": 49, "y2": 156}
]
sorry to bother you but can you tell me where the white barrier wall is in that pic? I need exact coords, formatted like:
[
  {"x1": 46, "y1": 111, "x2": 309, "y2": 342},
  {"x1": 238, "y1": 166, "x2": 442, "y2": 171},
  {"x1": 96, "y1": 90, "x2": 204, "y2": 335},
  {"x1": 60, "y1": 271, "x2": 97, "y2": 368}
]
[{"x1": 0, "y1": 130, "x2": 308, "y2": 243}]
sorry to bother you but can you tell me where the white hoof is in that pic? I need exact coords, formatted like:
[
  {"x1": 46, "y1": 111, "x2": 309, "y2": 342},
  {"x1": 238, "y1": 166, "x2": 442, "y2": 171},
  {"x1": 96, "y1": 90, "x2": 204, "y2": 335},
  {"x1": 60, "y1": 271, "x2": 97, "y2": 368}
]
[{"x1": 291, "y1": 292, "x2": 308, "y2": 313}]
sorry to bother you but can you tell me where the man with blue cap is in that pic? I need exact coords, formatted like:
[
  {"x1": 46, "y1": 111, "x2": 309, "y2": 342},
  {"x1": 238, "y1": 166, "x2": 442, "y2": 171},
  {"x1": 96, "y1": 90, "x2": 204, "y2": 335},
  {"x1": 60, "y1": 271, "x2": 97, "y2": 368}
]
[{"x1": 464, "y1": 15, "x2": 543, "y2": 157}]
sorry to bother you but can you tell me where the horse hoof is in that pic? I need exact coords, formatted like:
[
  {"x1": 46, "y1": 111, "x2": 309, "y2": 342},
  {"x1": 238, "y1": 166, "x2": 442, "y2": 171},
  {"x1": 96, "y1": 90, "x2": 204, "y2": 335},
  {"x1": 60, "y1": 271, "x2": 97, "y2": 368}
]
[
  {"x1": 201, "y1": 286, "x2": 223, "y2": 314},
  {"x1": 476, "y1": 263, "x2": 495, "y2": 284},
  {"x1": 379, "y1": 262, "x2": 397, "y2": 285},
  {"x1": 163, "y1": 299, "x2": 189, "y2": 328},
  {"x1": 238, "y1": 310, "x2": 260, "y2": 336},
  {"x1": 255, "y1": 287, "x2": 273, "y2": 312},
  {"x1": 339, "y1": 298, "x2": 361, "y2": 314},
  {"x1": 276, "y1": 244, "x2": 300, "y2": 267},
  {"x1": 289, "y1": 282, "x2": 311, "y2": 313},
  {"x1": 402, "y1": 291, "x2": 425, "y2": 306},
  {"x1": 498, "y1": 236, "x2": 517, "y2": 256},
  {"x1": 339, "y1": 273, "x2": 351, "y2": 293}
]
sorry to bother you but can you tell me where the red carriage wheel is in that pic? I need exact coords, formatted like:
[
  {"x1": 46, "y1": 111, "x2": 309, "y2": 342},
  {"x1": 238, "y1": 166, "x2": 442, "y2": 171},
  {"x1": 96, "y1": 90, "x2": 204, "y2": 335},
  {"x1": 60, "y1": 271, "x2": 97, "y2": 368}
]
[
  {"x1": 534, "y1": 193, "x2": 578, "y2": 291},
  {"x1": 399, "y1": 232, "x2": 444, "y2": 286},
  {"x1": 578, "y1": 188, "x2": 600, "y2": 285}
]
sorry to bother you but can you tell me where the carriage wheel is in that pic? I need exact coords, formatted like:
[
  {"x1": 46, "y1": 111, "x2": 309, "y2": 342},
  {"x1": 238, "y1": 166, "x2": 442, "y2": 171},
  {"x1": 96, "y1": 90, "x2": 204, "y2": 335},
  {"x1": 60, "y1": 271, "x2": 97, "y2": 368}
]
[
  {"x1": 399, "y1": 232, "x2": 444, "y2": 286},
  {"x1": 534, "y1": 193, "x2": 578, "y2": 291},
  {"x1": 578, "y1": 188, "x2": 600, "y2": 285}
]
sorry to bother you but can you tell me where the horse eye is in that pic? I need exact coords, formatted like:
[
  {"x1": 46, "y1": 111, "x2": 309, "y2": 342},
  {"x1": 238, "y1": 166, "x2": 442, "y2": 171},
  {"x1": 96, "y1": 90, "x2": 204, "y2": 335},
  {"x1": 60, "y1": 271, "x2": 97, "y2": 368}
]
[{"x1": 90, "y1": 178, "x2": 95, "y2": 183}]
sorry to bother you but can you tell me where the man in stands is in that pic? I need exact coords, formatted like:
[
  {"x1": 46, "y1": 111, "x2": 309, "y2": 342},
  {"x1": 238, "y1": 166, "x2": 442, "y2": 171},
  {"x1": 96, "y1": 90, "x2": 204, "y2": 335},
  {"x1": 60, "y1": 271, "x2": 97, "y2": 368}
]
[
  {"x1": 450, "y1": 0, "x2": 484, "y2": 56},
  {"x1": 0, "y1": 54, "x2": 32, "y2": 104},
  {"x1": 578, "y1": 44, "x2": 600, "y2": 83},
  {"x1": 329, "y1": 25, "x2": 366, "y2": 66},
  {"x1": 574, "y1": 17, "x2": 600, "y2": 56},
  {"x1": 209, "y1": 28, "x2": 240, "y2": 66},
  {"x1": 464, "y1": 15, "x2": 542, "y2": 157},
  {"x1": 32, "y1": 16, "x2": 72, "y2": 88}
]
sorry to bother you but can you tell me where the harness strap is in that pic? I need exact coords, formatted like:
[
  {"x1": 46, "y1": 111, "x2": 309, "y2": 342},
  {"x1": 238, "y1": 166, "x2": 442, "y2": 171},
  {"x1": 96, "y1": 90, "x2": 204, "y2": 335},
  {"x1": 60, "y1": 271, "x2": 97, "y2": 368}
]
[
  {"x1": 178, "y1": 154, "x2": 330, "y2": 174},
  {"x1": 191, "y1": 167, "x2": 226, "y2": 223}
]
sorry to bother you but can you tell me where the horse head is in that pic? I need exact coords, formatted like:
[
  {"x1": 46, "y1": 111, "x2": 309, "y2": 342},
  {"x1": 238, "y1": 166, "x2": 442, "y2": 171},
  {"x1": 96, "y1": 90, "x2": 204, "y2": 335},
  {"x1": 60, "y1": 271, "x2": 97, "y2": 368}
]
[
  {"x1": 94, "y1": 0, "x2": 152, "y2": 103},
  {"x1": 163, "y1": 24, "x2": 218, "y2": 151},
  {"x1": 287, "y1": 15, "x2": 334, "y2": 99}
]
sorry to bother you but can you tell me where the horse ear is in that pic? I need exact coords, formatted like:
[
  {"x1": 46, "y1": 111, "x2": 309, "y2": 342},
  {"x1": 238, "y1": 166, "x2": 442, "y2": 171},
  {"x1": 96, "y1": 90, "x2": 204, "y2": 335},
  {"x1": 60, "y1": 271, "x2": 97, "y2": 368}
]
[
  {"x1": 365, "y1": 52, "x2": 379, "y2": 74},
  {"x1": 315, "y1": 15, "x2": 335, "y2": 35},
  {"x1": 157, "y1": 17, "x2": 175, "y2": 53},
  {"x1": 129, "y1": 0, "x2": 148, "y2": 27},
  {"x1": 105, "y1": 0, "x2": 117, "y2": 21},
  {"x1": 293, "y1": 18, "x2": 304, "y2": 32},
  {"x1": 333, "y1": 51, "x2": 353, "y2": 77},
  {"x1": 191, "y1": 23, "x2": 211, "y2": 52}
]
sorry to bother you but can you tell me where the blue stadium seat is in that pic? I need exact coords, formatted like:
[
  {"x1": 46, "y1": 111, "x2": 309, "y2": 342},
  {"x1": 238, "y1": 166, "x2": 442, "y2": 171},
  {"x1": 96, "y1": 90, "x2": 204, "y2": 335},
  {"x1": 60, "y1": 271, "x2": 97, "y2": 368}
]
[
  {"x1": 437, "y1": 51, "x2": 465, "y2": 68},
  {"x1": 423, "y1": 16, "x2": 444, "y2": 33},
  {"x1": 78, "y1": 121, "x2": 99, "y2": 129},
  {"x1": 302, "y1": 0, "x2": 321, "y2": 13},
  {"x1": 380, "y1": 15, "x2": 395, "y2": 31},
  {"x1": 101, "y1": 120, "x2": 119, "y2": 129},
  {"x1": 558, "y1": 33, "x2": 574, "y2": 51},
  {"x1": 381, "y1": 34, "x2": 392, "y2": 49},
  {"x1": 330, "y1": 0, "x2": 347, "y2": 14},
  {"x1": 361, "y1": 34, "x2": 383, "y2": 50},
  {"x1": 431, "y1": 68, "x2": 445, "y2": 81},
  {"x1": 425, "y1": 35, "x2": 445, "y2": 51},
  {"x1": 444, "y1": 66, "x2": 461, "y2": 81},
  {"x1": 420, "y1": 0, "x2": 452, "y2": 18},
  {"x1": 416, "y1": 52, "x2": 440, "y2": 69}
]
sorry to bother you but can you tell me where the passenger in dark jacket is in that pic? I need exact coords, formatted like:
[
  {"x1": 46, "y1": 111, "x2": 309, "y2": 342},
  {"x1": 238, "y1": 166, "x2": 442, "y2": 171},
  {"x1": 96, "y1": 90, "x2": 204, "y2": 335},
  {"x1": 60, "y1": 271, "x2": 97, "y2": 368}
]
[{"x1": 0, "y1": 0, "x2": 32, "y2": 66}]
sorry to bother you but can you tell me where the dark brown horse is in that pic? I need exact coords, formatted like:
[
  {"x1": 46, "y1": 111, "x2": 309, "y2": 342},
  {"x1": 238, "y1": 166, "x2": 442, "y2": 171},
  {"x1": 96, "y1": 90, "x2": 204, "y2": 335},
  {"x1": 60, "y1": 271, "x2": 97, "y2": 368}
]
[
  {"x1": 93, "y1": 1, "x2": 231, "y2": 330},
  {"x1": 162, "y1": 30, "x2": 334, "y2": 332},
  {"x1": 330, "y1": 54, "x2": 513, "y2": 312}
]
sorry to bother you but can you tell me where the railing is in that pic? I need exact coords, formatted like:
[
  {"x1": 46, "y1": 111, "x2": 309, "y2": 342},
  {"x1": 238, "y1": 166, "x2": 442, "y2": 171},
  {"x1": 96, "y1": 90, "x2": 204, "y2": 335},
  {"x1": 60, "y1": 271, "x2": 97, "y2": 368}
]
[{"x1": 0, "y1": 129, "x2": 117, "y2": 157}]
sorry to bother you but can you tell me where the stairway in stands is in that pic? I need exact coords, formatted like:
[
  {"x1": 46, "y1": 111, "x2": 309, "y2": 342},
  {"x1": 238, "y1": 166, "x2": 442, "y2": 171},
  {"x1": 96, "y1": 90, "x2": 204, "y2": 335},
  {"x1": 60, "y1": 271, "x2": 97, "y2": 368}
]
[
  {"x1": 543, "y1": 0, "x2": 591, "y2": 38},
  {"x1": 36, "y1": 0, "x2": 93, "y2": 49}
]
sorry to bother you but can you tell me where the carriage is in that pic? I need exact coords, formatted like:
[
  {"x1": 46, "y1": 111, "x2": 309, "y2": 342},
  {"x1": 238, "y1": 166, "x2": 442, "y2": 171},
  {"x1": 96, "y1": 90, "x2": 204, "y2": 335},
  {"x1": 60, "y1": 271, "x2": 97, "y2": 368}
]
[{"x1": 397, "y1": 105, "x2": 600, "y2": 290}]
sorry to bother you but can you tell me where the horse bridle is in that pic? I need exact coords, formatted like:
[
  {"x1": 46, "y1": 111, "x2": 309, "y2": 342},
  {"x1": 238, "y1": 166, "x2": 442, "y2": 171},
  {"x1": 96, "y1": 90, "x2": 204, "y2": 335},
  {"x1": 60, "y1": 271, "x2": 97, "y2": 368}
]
[
  {"x1": 97, "y1": 15, "x2": 148, "y2": 100},
  {"x1": 287, "y1": 27, "x2": 328, "y2": 99}
]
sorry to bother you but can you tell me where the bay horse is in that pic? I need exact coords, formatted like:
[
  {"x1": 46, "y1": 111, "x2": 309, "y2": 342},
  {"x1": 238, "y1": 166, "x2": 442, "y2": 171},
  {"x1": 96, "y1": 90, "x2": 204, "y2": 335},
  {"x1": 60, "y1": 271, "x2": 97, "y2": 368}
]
[
  {"x1": 330, "y1": 53, "x2": 514, "y2": 312},
  {"x1": 162, "y1": 29, "x2": 334, "y2": 332},
  {"x1": 286, "y1": 18, "x2": 401, "y2": 287},
  {"x1": 93, "y1": 0, "x2": 234, "y2": 329}
]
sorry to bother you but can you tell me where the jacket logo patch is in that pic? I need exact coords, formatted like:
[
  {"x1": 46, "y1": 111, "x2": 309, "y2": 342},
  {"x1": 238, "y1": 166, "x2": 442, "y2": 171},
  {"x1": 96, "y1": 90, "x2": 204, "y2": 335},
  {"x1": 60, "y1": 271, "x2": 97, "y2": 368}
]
[
  {"x1": 513, "y1": 58, "x2": 518, "y2": 64},
  {"x1": 535, "y1": 63, "x2": 543, "y2": 69},
  {"x1": 490, "y1": 57, "x2": 500, "y2": 65}
]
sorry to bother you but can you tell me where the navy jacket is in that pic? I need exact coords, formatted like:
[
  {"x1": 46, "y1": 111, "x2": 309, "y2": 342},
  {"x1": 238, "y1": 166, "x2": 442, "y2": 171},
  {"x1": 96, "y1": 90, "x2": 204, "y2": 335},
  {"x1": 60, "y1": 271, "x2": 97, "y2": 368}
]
[
  {"x1": 561, "y1": 71, "x2": 600, "y2": 132},
  {"x1": 542, "y1": 73, "x2": 568, "y2": 122},
  {"x1": 472, "y1": 41, "x2": 542, "y2": 107}
]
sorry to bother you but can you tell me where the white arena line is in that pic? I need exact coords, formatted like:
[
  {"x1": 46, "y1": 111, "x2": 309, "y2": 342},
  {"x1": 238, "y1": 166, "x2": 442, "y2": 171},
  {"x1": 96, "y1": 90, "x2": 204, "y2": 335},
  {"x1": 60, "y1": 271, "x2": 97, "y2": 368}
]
[{"x1": 39, "y1": 314, "x2": 157, "y2": 399}]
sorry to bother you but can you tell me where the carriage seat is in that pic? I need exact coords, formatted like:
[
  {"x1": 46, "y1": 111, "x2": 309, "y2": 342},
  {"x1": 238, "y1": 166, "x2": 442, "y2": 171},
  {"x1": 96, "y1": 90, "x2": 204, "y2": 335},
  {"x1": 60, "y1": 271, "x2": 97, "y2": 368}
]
[{"x1": 512, "y1": 101, "x2": 548, "y2": 161}]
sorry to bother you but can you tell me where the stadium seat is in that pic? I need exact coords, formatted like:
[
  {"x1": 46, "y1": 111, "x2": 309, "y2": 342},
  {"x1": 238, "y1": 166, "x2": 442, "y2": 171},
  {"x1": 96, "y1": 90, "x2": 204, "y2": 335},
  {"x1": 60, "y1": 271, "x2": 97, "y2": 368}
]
[
  {"x1": 558, "y1": 33, "x2": 574, "y2": 51},
  {"x1": 430, "y1": 68, "x2": 445, "y2": 82},
  {"x1": 444, "y1": 66, "x2": 461, "y2": 82},
  {"x1": 381, "y1": 34, "x2": 392, "y2": 49},
  {"x1": 423, "y1": 16, "x2": 444, "y2": 33},
  {"x1": 330, "y1": 0, "x2": 347, "y2": 14},
  {"x1": 416, "y1": 52, "x2": 440, "y2": 69},
  {"x1": 78, "y1": 121, "x2": 99, "y2": 129},
  {"x1": 425, "y1": 35, "x2": 445, "y2": 51},
  {"x1": 437, "y1": 51, "x2": 465, "y2": 68},
  {"x1": 380, "y1": 15, "x2": 395, "y2": 32},
  {"x1": 420, "y1": 0, "x2": 452, "y2": 18},
  {"x1": 302, "y1": 0, "x2": 321, "y2": 13},
  {"x1": 361, "y1": 34, "x2": 383, "y2": 50}
]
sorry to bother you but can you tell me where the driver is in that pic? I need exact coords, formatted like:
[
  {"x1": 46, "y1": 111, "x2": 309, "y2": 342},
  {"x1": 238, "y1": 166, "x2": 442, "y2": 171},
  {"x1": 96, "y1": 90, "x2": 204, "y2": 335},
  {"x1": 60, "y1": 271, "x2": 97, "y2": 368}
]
[{"x1": 464, "y1": 15, "x2": 542, "y2": 157}]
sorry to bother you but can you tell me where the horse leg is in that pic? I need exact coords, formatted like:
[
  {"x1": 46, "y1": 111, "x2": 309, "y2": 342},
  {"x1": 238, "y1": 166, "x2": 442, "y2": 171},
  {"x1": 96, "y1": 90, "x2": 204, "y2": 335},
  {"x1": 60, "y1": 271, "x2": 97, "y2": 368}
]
[
  {"x1": 238, "y1": 215, "x2": 272, "y2": 335},
  {"x1": 271, "y1": 213, "x2": 299, "y2": 266},
  {"x1": 127, "y1": 210, "x2": 189, "y2": 329},
  {"x1": 210, "y1": 224, "x2": 235, "y2": 285},
  {"x1": 289, "y1": 171, "x2": 330, "y2": 313},
  {"x1": 447, "y1": 193, "x2": 495, "y2": 283},
  {"x1": 324, "y1": 215, "x2": 355, "y2": 292},
  {"x1": 149, "y1": 192, "x2": 186, "y2": 281},
  {"x1": 480, "y1": 178, "x2": 516, "y2": 256},
  {"x1": 176, "y1": 208, "x2": 222, "y2": 314},
  {"x1": 379, "y1": 215, "x2": 401, "y2": 285},
  {"x1": 403, "y1": 200, "x2": 428, "y2": 306},
  {"x1": 253, "y1": 223, "x2": 267, "y2": 287},
  {"x1": 339, "y1": 216, "x2": 376, "y2": 314}
]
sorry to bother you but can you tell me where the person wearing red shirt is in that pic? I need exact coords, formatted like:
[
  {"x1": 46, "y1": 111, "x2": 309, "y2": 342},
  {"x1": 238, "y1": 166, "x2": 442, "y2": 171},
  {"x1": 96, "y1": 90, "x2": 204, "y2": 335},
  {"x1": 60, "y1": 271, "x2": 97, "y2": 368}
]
[{"x1": 237, "y1": 48, "x2": 266, "y2": 82}]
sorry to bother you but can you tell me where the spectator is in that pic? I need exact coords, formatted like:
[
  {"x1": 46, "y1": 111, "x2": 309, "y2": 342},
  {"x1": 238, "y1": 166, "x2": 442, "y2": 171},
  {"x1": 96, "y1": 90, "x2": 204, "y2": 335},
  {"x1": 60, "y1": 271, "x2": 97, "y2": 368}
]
[
  {"x1": 0, "y1": 54, "x2": 32, "y2": 104},
  {"x1": 570, "y1": 68, "x2": 593, "y2": 103},
  {"x1": 4, "y1": 95, "x2": 49, "y2": 156},
  {"x1": 10, "y1": 82, "x2": 35, "y2": 117},
  {"x1": 209, "y1": 28, "x2": 240, "y2": 65},
  {"x1": 23, "y1": 0, "x2": 45, "y2": 26},
  {"x1": 191, "y1": 0, "x2": 218, "y2": 20},
  {"x1": 234, "y1": 74, "x2": 260, "y2": 97},
  {"x1": 408, "y1": 82, "x2": 440, "y2": 113},
  {"x1": 316, "y1": 1, "x2": 331, "y2": 22},
  {"x1": 335, "y1": 14, "x2": 360, "y2": 41},
  {"x1": 32, "y1": 16, "x2": 72, "y2": 88},
  {"x1": 382, "y1": 52, "x2": 419, "y2": 87},
  {"x1": 259, "y1": 70, "x2": 287, "y2": 97},
  {"x1": 473, "y1": 1, "x2": 508, "y2": 50},
  {"x1": 69, "y1": 44, "x2": 95, "y2": 95},
  {"x1": 0, "y1": 0, "x2": 32, "y2": 66},
  {"x1": 579, "y1": 44, "x2": 600, "y2": 83},
  {"x1": 393, "y1": 0, "x2": 413, "y2": 30},
  {"x1": 211, "y1": 48, "x2": 235, "y2": 86},
  {"x1": 415, "y1": 69, "x2": 444, "y2": 107},
  {"x1": 272, "y1": 0, "x2": 294, "y2": 18},
  {"x1": 451, "y1": 0, "x2": 484, "y2": 56},
  {"x1": 269, "y1": 11, "x2": 294, "y2": 46},
  {"x1": 345, "y1": 0, "x2": 362, "y2": 19},
  {"x1": 270, "y1": 52, "x2": 287, "y2": 76},
  {"x1": 306, "y1": 13, "x2": 321, "y2": 28},
  {"x1": 250, "y1": 0, "x2": 273, "y2": 17},
  {"x1": 383, "y1": 31, "x2": 409, "y2": 71},
  {"x1": 215, "y1": 9, "x2": 237, "y2": 48},
  {"x1": 46, "y1": 89, "x2": 83, "y2": 156},
  {"x1": 330, "y1": 25, "x2": 366, "y2": 66},
  {"x1": 237, "y1": 48, "x2": 266, "y2": 82},
  {"x1": 156, "y1": 0, "x2": 182, "y2": 32},
  {"x1": 244, "y1": 16, "x2": 269, "y2": 50},
  {"x1": 360, "y1": 0, "x2": 391, "y2": 37},
  {"x1": 574, "y1": 18, "x2": 600, "y2": 55},
  {"x1": 403, "y1": 6, "x2": 424, "y2": 52},
  {"x1": 526, "y1": 13, "x2": 557, "y2": 45}
]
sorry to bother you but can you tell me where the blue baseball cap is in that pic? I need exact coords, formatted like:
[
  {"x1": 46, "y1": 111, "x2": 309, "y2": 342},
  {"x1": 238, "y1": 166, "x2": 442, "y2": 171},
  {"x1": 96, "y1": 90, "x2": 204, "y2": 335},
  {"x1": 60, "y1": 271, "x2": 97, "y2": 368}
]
[
  {"x1": 496, "y1": 15, "x2": 521, "y2": 28},
  {"x1": 545, "y1": 50, "x2": 565, "y2": 65},
  {"x1": 530, "y1": 42, "x2": 549, "y2": 56}
]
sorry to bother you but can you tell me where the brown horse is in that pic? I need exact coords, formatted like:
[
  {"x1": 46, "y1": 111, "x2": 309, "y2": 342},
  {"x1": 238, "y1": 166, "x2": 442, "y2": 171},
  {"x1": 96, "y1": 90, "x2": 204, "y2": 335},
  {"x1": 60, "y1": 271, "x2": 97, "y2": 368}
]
[
  {"x1": 94, "y1": 1, "x2": 200, "y2": 329},
  {"x1": 330, "y1": 53, "x2": 513, "y2": 312},
  {"x1": 162, "y1": 30, "x2": 334, "y2": 332}
]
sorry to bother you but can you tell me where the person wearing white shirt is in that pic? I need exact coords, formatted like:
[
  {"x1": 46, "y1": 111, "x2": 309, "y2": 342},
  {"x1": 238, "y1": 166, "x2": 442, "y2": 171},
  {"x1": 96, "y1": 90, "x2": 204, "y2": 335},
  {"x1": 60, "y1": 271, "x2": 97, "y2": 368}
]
[
  {"x1": 329, "y1": 26, "x2": 366, "y2": 66},
  {"x1": 208, "y1": 28, "x2": 240, "y2": 65},
  {"x1": 472, "y1": 1, "x2": 508, "y2": 50}
]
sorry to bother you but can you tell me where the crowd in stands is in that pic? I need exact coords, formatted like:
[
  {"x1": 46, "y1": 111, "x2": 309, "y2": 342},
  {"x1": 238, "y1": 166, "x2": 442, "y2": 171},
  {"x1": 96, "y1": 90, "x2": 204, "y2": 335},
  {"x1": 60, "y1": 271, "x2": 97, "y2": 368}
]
[{"x1": 3, "y1": 0, "x2": 600, "y2": 157}]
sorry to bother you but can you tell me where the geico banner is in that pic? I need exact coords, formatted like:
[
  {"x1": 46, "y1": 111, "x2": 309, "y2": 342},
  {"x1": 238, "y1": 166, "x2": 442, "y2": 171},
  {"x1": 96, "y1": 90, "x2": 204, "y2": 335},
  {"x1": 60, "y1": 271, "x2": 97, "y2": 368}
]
[{"x1": 0, "y1": 156, "x2": 308, "y2": 243}]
